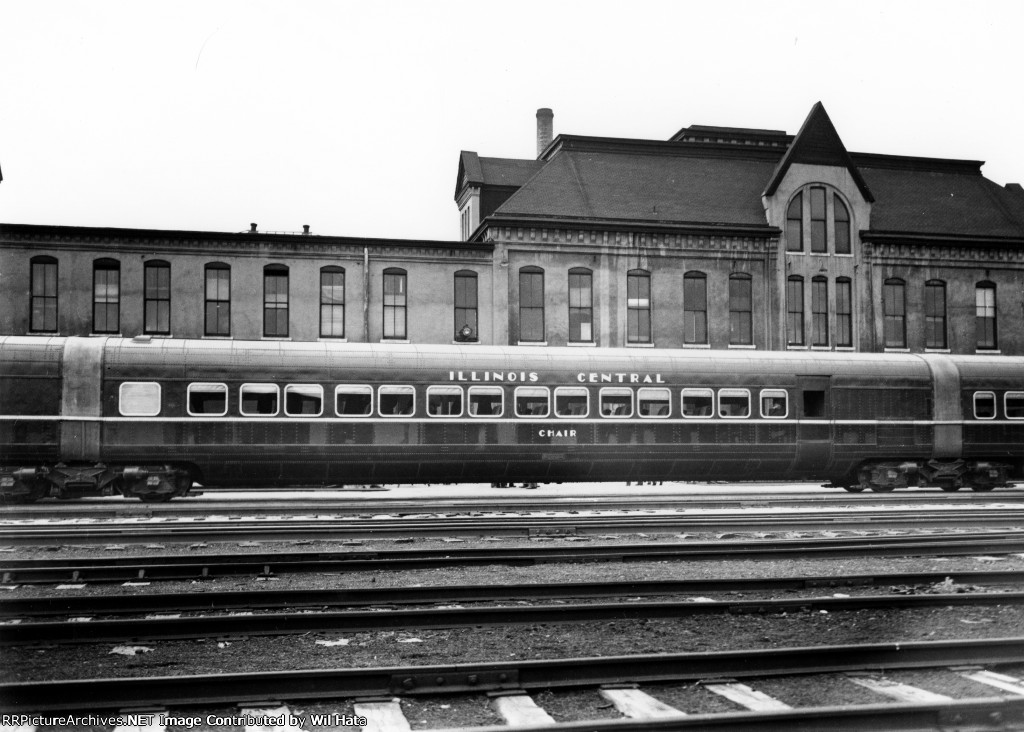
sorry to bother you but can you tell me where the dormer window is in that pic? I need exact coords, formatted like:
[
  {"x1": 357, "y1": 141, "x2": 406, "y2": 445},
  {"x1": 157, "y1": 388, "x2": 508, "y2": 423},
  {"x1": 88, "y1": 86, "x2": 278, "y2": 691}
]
[{"x1": 785, "y1": 186, "x2": 853, "y2": 255}]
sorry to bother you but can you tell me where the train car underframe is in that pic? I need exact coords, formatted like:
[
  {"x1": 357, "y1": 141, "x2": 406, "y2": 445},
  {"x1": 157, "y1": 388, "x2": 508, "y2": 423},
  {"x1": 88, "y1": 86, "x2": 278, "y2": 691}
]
[
  {"x1": 848, "y1": 458, "x2": 1014, "y2": 493},
  {"x1": 0, "y1": 463, "x2": 193, "y2": 503}
]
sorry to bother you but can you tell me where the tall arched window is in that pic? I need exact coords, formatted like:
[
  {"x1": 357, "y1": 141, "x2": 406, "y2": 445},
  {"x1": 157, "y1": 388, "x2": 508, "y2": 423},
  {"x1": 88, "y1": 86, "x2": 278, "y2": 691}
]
[
  {"x1": 835, "y1": 277, "x2": 853, "y2": 348},
  {"x1": 519, "y1": 266, "x2": 545, "y2": 343},
  {"x1": 728, "y1": 273, "x2": 752, "y2": 346},
  {"x1": 454, "y1": 270, "x2": 478, "y2": 341},
  {"x1": 786, "y1": 193, "x2": 803, "y2": 252},
  {"x1": 834, "y1": 195, "x2": 851, "y2": 254},
  {"x1": 93, "y1": 258, "x2": 120, "y2": 334},
  {"x1": 320, "y1": 266, "x2": 345, "y2": 338},
  {"x1": 383, "y1": 268, "x2": 407, "y2": 340},
  {"x1": 883, "y1": 278, "x2": 906, "y2": 348},
  {"x1": 786, "y1": 275, "x2": 804, "y2": 346},
  {"x1": 810, "y1": 187, "x2": 827, "y2": 253},
  {"x1": 144, "y1": 260, "x2": 171, "y2": 335},
  {"x1": 263, "y1": 264, "x2": 289, "y2": 338},
  {"x1": 568, "y1": 267, "x2": 593, "y2": 343},
  {"x1": 924, "y1": 280, "x2": 946, "y2": 349},
  {"x1": 204, "y1": 263, "x2": 231, "y2": 337},
  {"x1": 683, "y1": 272, "x2": 707, "y2": 344},
  {"x1": 976, "y1": 282, "x2": 997, "y2": 350},
  {"x1": 811, "y1": 275, "x2": 828, "y2": 347},
  {"x1": 626, "y1": 269, "x2": 651, "y2": 344},
  {"x1": 30, "y1": 255, "x2": 58, "y2": 333},
  {"x1": 786, "y1": 186, "x2": 854, "y2": 255}
]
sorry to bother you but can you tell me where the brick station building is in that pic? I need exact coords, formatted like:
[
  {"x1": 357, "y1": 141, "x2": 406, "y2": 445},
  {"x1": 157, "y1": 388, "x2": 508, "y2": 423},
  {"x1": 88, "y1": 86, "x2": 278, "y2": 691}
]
[{"x1": 3, "y1": 103, "x2": 1024, "y2": 354}]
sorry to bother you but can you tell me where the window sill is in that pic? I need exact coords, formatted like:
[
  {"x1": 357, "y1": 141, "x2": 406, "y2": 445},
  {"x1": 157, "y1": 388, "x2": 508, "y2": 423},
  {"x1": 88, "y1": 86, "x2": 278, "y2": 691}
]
[
  {"x1": 925, "y1": 348, "x2": 951, "y2": 353},
  {"x1": 203, "y1": 335, "x2": 234, "y2": 340},
  {"x1": 90, "y1": 333, "x2": 122, "y2": 337},
  {"x1": 381, "y1": 339, "x2": 410, "y2": 344},
  {"x1": 518, "y1": 341, "x2": 547, "y2": 346},
  {"x1": 811, "y1": 346, "x2": 831, "y2": 351},
  {"x1": 451, "y1": 340, "x2": 480, "y2": 345},
  {"x1": 884, "y1": 348, "x2": 911, "y2": 353},
  {"x1": 319, "y1": 337, "x2": 348, "y2": 343},
  {"x1": 567, "y1": 341, "x2": 597, "y2": 347},
  {"x1": 683, "y1": 343, "x2": 711, "y2": 349},
  {"x1": 28, "y1": 332, "x2": 61, "y2": 336},
  {"x1": 835, "y1": 347, "x2": 856, "y2": 351},
  {"x1": 786, "y1": 345, "x2": 809, "y2": 350},
  {"x1": 976, "y1": 349, "x2": 1001, "y2": 354},
  {"x1": 626, "y1": 342, "x2": 655, "y2": 348},
  {"x1": 728, "y1": 344, "x2": 756, "y2": 349},
  {"x1": 262, "y1": 337, "x2": 293, "y2": 341}
]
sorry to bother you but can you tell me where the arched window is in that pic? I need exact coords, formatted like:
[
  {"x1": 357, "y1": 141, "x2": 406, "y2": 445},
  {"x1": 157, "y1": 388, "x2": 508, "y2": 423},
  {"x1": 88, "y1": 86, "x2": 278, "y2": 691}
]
[
  {"x1": 883, "y1": 278, "x2": 906, "y2": 348},
  {"x1": 204, "y1": 263, "x2": 231, "y2": 337},
  {"x1": 320, "y1": 266, "x2": 345, "y2": 338},
  {"x1": 454, "y1": 270, "x2": 478, "y2": 341},
  {"x1": 263, "y1": 264, "x2": 289, "y2": 338},
  {"x1": 786, "y1": 193, "x2": 803, "y2": 253},
  {"x1": 976, "y1": 282, "x2": 997, "y2": 350},
  {"x1": 810, "y1": 187, "x2": 827, "y2": 253},
  {"x1": 786, "y1": 275, "x2": 804, "y2": 346},
  {"x1": 835, "y1": 277, "x2": 853, "y2": 347},
  {"x1": 519, "y1": 266, "x2": 545, "y2": 343},
  {"x1": 93, "y1": 258, "x2": 120, "y2": 334},
  {"x1": 728, "y1": 273, "x2": 752, "y2": 346},
  {"x1": 683, "y1": 272, "x2": 707, "y2": 344},
  {"x1": 568, "y1": 267, "x2": 593, "y2": 343},
  {"x1": 383, "y1": 268, "x2": 407, "y2": 340},
  {"x1": 144, "y1": 260, "x2": 171, "y2": 335},
  {"x1": 30, "y1": 255, "x2": 58, "y2": 333},
  {"x1": 811, "y1": 275, "x2": 828, "y2": 347},
  {"x1": 627, "y1": 269, "x2": 651, "y2": 344},
  {"x1": 924, "y1": 280, "x2": 946, "y2": 349},
  {"x1": 834, "y1": 195, "x2": 851, "y2": 254}
]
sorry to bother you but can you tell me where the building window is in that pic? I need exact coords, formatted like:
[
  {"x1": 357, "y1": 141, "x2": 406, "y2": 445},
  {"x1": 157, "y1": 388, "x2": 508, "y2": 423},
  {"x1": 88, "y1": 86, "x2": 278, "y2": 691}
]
[
  {"x1": 728, "y1": 273, "x2": 752, "y2": 346},
  {"x1": 883, "y1": 278, "x2": 906, "y2": 348},
  {"x1": 834, "y1": 195, "x2": 851, "y2": 254},
  {"x1": 568, "y1": 267, "x2": 593, "y2": 343},
  {"x1": 30, "y1": 256, "x2": 58, "y2": 333},
  {"x1": 92, "y1": 259, "x2": 120, "y2": 334},
  {"x1": 786, "y1": 193, "x2": 803, "y2": 252},
  {"x1": 835, "y1": 277, "x2": 853, "y2": 347},
  {"x1": 811, "y1": 276, "x2": 828, "y2": 347},
  {"x1": 627, "y1": 270, "x2": 651, "y2": 344},
  {"x1": 810, "y1": 187, "x2": 827, "y2": 253},
  {"x1": 683, "y1": 272, "x2": 707, "y2": 344},
  {"x1": 383, "y1": 268, "x2": 407, "y2": 340},
  {"x1": 924, "y1": 280, "x2": 946, "y2": 349},
  {"x1": 519, "y1": 266, "x2": 545, "y2": 342},
  {"x1": 976, "y1": 282, "x2": 997, "y2": 350},
  {"x1": 143, "y1": 260, "x2": 171, "y2": 335},
  {"x1": 786, "y1": 275, "x2": 804, "y2": 346},
  {"x1": 320, "y1": 267, "x2": 345, "y2": 338},
  {"x1": 454, "y1": 270, "x2": 478, "y2": 341},
  {"x1": 205, "y1": 263, "x2": 231, "y2": 337},
  {"x1": 263, "y1": 265, "x2": 289, "y2": 338}
]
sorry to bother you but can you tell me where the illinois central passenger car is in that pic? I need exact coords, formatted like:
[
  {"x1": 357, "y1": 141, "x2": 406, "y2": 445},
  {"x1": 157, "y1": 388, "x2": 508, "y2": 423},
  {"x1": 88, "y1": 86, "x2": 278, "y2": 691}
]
[{"x1": 0, "y1": 336, "x2": 1022, "y2": 501}]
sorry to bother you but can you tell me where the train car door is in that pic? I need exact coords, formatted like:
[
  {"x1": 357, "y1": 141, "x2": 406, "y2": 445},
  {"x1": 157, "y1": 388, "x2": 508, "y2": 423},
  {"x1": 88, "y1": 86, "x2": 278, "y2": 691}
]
[{"x1": 794, "y1": 375, "x2": 832, "y2": 472}]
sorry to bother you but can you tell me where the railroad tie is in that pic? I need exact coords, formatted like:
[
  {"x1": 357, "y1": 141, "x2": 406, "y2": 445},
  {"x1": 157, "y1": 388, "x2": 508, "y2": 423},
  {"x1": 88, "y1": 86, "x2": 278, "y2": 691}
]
[
  {"x1": 599, "y1": 688, "x2": 685, "y2": 718},
  {"x1": 491, "y1": 693, "x2": 556, "y2": 725},
  {"x1": 702, "y1": 682, "x2": 792, "y2": 711},
  {"x1": 353, "y1": 701, "x2": 411, "y2": 732},
  {"x1": 958, "y1": 669, "x2": 1024, "y2": 696},
  {"x1": 846, "y1": 676, "x2": 952, "y2": 703}
]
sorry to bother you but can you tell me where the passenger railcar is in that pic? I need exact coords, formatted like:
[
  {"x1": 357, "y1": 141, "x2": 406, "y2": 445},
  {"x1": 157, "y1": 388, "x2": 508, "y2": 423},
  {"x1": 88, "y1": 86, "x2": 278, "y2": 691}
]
[{"x1": 1, "y1": 336, "x2": 1022, "y2": 501}]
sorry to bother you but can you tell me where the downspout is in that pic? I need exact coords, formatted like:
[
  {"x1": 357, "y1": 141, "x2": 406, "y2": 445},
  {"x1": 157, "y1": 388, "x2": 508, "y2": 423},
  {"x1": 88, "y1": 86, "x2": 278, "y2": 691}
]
[{"x1": 363, "y1": 247, "x2": 370, "y2": 341}]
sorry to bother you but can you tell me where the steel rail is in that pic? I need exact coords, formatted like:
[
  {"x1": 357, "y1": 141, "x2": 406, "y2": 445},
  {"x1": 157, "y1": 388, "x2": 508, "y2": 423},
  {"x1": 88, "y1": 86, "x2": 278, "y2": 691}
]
[
  {"x1": 2, "y1": 637, "x2": 1023, "y2": 711},
  {"x1": 4, "y1": 509, "x2": 1024, "y2": 545},
  {"x1": 5, "y1": 569, "x2": 1023, "y2": 618},
  {"x1": 5, "y1": 590, "x2": 1024, "y2": 645},
  {"x1": 4, "y1": 534, "x2": 1024, "y2": 584}
]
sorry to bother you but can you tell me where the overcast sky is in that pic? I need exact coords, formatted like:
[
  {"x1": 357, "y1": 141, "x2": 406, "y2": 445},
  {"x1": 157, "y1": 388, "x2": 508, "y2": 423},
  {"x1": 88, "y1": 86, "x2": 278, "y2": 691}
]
[{"x1": 2, "y1": 0, "x2": 1022, "y2": 242}]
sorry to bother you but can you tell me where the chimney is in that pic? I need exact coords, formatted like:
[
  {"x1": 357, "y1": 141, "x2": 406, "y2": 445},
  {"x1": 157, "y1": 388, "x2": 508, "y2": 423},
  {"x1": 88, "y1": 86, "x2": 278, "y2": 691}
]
[
  {"x1": 302, "y1": 224, "x2": 310, "y2": 235},
  {"x1": 249, "y1": 223, "x2": 258, "y2": 233},
  {"x1": 536, "y1": 108, "x2": 553, "y2": 158}
]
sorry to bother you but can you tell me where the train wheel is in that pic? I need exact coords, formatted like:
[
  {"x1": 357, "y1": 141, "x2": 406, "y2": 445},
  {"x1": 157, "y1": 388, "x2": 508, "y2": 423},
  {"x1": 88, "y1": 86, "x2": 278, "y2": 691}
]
[
  {"x1": 139, "y1": 493, "x2": 174, "y2": 502},
  {"x1": 939, "y1": 483, "x2": 961, "y2": 492},
  {"x1": 842, "y1": 485, "x2": 866, "y2": 493},
  {"x1": 969, "y1": 484, "x2": 996, "y2": 492},
  {"x1": 869, "y1": 485, "x2": 896, "y2": 492}
]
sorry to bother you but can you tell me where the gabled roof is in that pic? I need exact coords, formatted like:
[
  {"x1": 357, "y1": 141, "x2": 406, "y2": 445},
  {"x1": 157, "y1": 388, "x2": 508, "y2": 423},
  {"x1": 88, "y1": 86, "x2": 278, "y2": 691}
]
[
  {"x1": 456, "y1": 151, "x2": 543, "y2": 199},
  {"x1": 763, "y1": 102, "x2": 874, "y2": 203}
]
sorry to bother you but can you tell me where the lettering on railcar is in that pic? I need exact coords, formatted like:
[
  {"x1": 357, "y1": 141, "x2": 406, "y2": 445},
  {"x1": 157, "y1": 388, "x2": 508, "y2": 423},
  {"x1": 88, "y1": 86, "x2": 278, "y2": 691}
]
[
  {"x1": 449, "y1": 371, "x2": 540, "y2": 382},
  {"x1": 539, "y1": 429, "x2": 577, "y2": 437},
  {"x1": 447, "y1": 371, "x2": 665, "y2": 384},
  {"x1": 576, "y1": 373, "x2": 665, "y2": 384}
]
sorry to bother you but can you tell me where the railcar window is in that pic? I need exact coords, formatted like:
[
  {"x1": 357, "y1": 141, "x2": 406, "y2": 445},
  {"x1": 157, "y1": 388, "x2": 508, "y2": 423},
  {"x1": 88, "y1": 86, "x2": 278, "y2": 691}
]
[
  {"x1": 638, "y1": 388, "x2": 671, "y2": 418},
  {"x1": 427, "y1": 386, "x2": 463, "y2": 417},
  {"x1": 119, "y1": 382, "x2": 161, "y2": 417},
  {"x1": 760, "y1": 389, "x2": 788, "y2": 419},
  {"x1": 555, "y1": 387, "x2": 589, "y2": 417},
  {"x1": 515, "y1": 387, "x2": 550, "y2": 417},
  {"x1": 718, "y1": 389, "x2": 751, "y2": 418},
  {"x1": 240, "y1": 384, "x2": 279, "y2": 416},
  {"x1": 468, "y1": 386, "x2": 504, "y2": 417},
  {"x1": 974, "y1": 391, "x2": 997, "y2": 420},
  {"x1": 378, "y1": 385, "x2": 415, "y2": 416},
  {"x1": 803, "y1": 390, "x2": 826, "y2": 418},
  {"x1": 187, "y1": 383, "x2": 228, "y2": 416},
  {"x1": 284, "y1": 385, "x2": 324, "y2": 416},
  {"x1": 335, "y1": 386, "x2": 373, "y2": 417},
  {"x1": 681, "y1": 388, "x2": 714, "y2": 418},
  {"x1": 1006, "y1": 392, "x2": 1024, "y2": 420},
  {"x1": 600, "y1": 388, "x2": 633, "y2": 418}
]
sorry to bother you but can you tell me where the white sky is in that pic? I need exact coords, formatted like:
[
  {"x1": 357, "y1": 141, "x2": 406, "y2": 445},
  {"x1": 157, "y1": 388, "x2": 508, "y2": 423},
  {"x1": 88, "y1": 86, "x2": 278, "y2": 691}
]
[{"x1": 1, "y1": 0, "x2": 1022, "y2": 242}]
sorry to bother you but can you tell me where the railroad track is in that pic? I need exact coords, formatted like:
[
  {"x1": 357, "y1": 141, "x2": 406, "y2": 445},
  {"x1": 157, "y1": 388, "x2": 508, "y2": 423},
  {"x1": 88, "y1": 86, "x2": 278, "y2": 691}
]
[
  {"x1": 5, "y1": 532, "x2": 1024, "y2": 584},
  {"x1": 4, "y1": 507, "x2": 1024, "y2": 545},
  {"x1": 3, "y1": 640, "x2": 1024, "y2": 730}
]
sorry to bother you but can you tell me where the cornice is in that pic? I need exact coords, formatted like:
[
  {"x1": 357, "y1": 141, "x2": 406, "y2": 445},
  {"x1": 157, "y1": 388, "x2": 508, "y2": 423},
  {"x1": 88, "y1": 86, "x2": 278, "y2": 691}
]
[
  {"x1": 482, "y1": 214, "x2": 779, "y2": 240},
  {"x1": 862, "y1": 229, "x2": 1024, "y2": 249}
]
